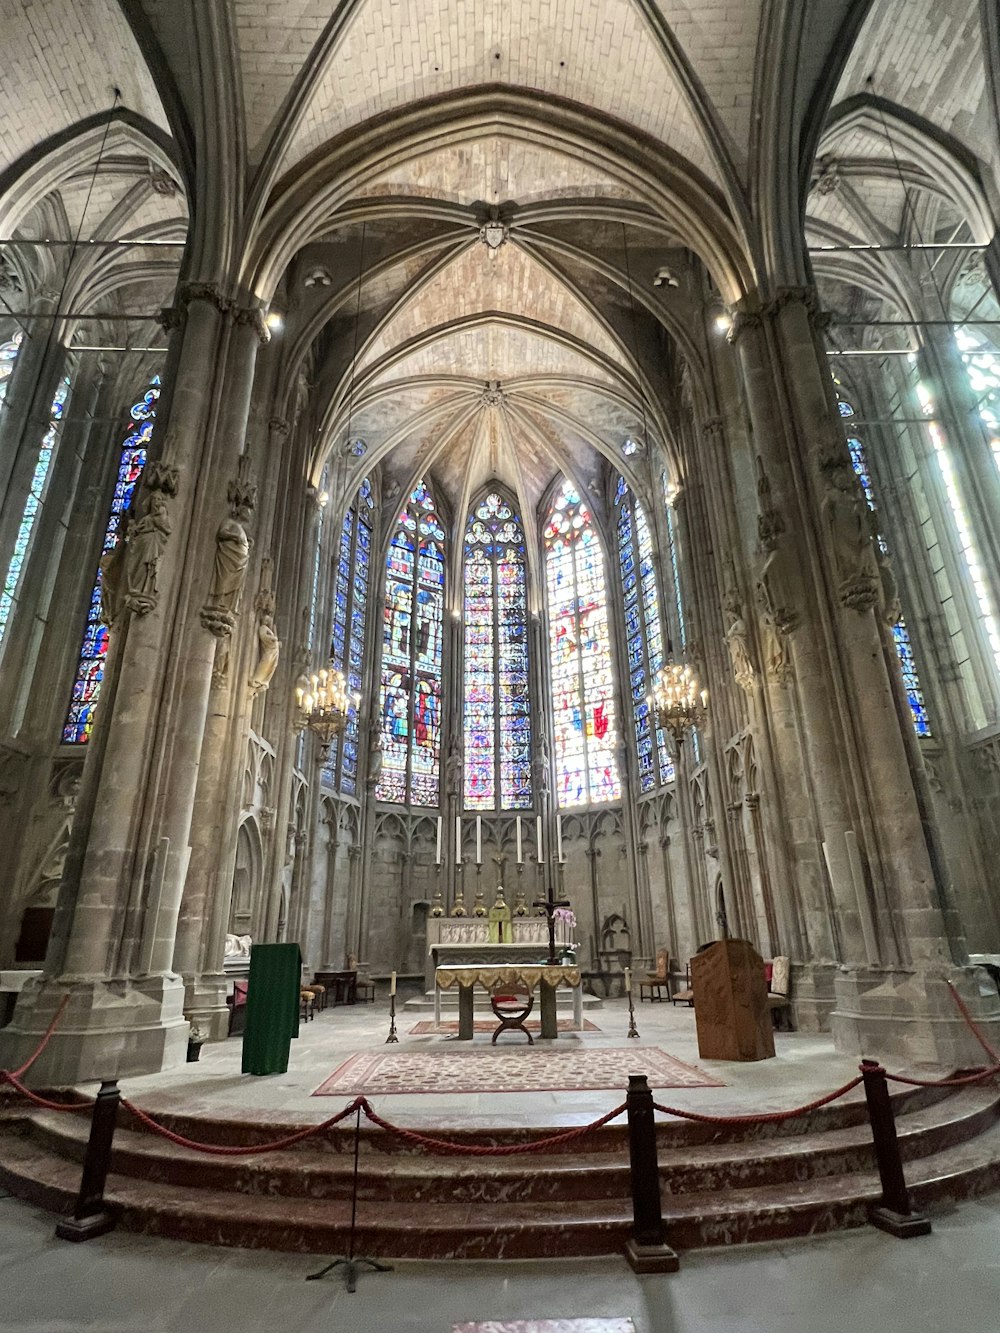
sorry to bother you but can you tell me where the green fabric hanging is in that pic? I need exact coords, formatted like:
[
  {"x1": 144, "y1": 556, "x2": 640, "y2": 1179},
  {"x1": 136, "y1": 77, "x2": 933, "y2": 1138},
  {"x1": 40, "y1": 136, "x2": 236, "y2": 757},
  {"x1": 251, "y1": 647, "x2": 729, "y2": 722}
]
[{"x1": 241, "y1": 942, "x2": 302, "y2": 1075}]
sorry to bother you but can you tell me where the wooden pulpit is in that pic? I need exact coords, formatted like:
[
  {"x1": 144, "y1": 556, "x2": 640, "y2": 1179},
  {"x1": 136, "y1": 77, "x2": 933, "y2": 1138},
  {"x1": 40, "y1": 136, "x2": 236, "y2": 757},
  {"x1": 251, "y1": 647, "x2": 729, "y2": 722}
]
[{"x1": 691, "y1": 939, "x2": 775, "y2": 1062}]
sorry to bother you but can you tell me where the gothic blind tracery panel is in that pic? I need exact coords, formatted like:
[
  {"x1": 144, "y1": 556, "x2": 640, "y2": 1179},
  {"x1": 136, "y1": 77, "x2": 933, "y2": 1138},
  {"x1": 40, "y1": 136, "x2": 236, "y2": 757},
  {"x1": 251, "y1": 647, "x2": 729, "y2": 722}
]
[
  {"x1": 463, "y1": 490, "x2": 532, "y2": 810},
  {"x1": 376, "y1": 479, "x2": 445, "y2": 806},
  {"x1": 544, "y1": 480, "x2": 621, "y2": 808}
]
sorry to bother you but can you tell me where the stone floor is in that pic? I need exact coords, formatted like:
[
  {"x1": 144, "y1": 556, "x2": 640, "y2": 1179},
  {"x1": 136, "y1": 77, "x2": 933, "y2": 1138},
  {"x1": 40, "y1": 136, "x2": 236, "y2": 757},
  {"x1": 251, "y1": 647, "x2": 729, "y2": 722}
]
[
  {"x1": 113, "y1": 992, "x2": 867, "y2": 1129},
  {"x1": 2, "y1": 1188, "x2": 1000, "y2": 1333}
]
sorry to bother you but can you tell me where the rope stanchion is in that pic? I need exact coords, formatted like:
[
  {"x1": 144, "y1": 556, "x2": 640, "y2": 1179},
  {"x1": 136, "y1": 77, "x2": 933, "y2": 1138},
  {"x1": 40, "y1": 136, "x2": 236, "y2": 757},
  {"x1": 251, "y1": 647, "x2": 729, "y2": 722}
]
[
  {"x1": 859, "y1": 1060, "x2": 931, "y2": 1238},
  {"x1": 885, "y1": 1065, "x2": 1000, "y2": 1088},
  {"x1": 119, "y1": 1096, "x2": 365, "y2": 1156},
  {"x1": 652, "y1": 1074, "x2": 864, "y2": 1127},
  {"x1": 55, "y1": 1081, "x2": 122, "y2": 1241},
  {"x1": 358, "y1": 1099, "x2": 627, "y2": 1155}
]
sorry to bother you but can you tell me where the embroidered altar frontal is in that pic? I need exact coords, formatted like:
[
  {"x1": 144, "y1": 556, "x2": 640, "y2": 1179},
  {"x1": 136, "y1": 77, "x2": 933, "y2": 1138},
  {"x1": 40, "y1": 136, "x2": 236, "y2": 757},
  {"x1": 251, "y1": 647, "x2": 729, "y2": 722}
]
[{"x1": 314, "y1": 1046, "x2": 723, "y2": 1096}]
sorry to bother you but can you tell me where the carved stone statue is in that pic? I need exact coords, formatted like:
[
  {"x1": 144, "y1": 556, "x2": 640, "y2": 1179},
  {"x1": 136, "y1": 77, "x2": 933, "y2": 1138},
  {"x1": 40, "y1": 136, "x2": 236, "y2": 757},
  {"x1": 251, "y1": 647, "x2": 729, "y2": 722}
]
[
  {"x1": 124, "y1": 491, "x2": 171, "y2": 614},
  {"x1": 532, "y1": 733, "x2": 550, "y2": 798},
  {"x1": 720, "y1": 560, "x2": 755, "y2": 693},
  {"x1": 869, "y1": 511, "x2": 902, "y2": 627},
  {"x1": 445, "y1": 745, "x2": 463, "y2": 797},
  {"x1": 202, "y1": 501, "x2": 252, "y2": 633},
  {"x1": 366, "y1": 716, "x2": 384, "y2": 787},
  {"x1": 821, "y1": 455, "x2": 879, "y2": 612},
  {"x1": 99, "y1": 532, "x2": 128, "y2": 626},
  {"x1": 249, "y1": 612, "x2": 280, "y2": 694}
]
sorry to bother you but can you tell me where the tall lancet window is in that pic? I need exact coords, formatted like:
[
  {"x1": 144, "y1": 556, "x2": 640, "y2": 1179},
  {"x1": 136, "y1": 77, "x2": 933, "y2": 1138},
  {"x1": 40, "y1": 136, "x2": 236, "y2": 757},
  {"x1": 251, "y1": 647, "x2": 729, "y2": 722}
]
[
  {"x1": 62, "y1": 376, "x2": 159, "y2": 743},
  {"x1": 615, "y1": 477, "x2": 670, "y2": 791},
  {"x1": 463, "y1": 491, "x2": 532, "y2": 810},
  {"x1": 0, "y1": 365, "x2": 71, "y2": 649},
  {"x1": 544, "y1": 480, "x2": 621, "y2": 807},
  {"x1": 326, "y1": 477, "x2": 374, "y2": 793},
  {"x1": 377, "y1": 479, "x2": 445, "y2": 806},
  {"x1": 838, "y1": 396, "x2": 930, "y2": 736}
]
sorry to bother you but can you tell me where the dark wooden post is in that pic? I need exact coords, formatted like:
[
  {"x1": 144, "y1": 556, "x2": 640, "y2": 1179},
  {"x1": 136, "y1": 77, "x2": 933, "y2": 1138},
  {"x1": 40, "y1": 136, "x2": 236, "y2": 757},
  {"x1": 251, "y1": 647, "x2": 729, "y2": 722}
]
[
  {"x1": 55, "y1": 1080, "x2": 121, "y2": 1241},
  {"x1": 624, "y1": 1074, "x2": 679, "y2": 1272},
  {"x1": 860, "y1": 1060, "x2": 931, "y2": 1238}
]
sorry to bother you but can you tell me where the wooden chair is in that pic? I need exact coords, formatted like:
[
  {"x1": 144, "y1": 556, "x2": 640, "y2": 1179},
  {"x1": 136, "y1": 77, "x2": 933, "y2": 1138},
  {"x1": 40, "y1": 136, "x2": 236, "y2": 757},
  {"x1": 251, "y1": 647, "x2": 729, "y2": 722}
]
[
  {"x1": 639, "y1": 948, "x2": 672, "y2": 1002},
  {"x1": 670, "y1": 960, "x2": 694, "y2": 1007}
]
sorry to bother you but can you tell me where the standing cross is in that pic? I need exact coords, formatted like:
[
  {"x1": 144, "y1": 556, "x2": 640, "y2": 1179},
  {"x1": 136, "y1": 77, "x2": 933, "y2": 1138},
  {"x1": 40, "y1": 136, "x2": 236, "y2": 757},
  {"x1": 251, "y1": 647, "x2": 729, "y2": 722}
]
[{"x1": 533, "y1": 887, "x2": 571, "y2": 966}]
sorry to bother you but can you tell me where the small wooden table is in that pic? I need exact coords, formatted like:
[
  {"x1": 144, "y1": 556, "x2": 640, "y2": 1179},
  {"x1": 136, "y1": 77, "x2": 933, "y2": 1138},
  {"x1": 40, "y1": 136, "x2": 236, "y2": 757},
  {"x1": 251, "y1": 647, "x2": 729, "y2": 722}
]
[{"x1": 434, "y1": 963, "x2": 583, "y2": 1039}]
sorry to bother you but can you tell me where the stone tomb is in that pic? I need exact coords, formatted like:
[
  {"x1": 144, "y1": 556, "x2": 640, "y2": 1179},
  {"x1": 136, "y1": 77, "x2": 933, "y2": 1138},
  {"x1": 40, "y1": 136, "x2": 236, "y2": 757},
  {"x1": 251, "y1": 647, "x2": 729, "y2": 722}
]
[{"x1": 691, "y1": 939, "x2": 775, "y2": 1062}]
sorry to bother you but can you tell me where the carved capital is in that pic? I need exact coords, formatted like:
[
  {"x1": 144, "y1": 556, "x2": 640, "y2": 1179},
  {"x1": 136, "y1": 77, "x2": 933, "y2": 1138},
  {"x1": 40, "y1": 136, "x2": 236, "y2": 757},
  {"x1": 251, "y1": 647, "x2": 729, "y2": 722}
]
[
  {"x1": 232, "y1": 304, "x2": 271, "y2": 346},
  {"x1": 268, "y1": 416, "x2": 289, "y2": 437},
  {"x1": 701, "y1": 416, "x2": 725, "y2": 442}
]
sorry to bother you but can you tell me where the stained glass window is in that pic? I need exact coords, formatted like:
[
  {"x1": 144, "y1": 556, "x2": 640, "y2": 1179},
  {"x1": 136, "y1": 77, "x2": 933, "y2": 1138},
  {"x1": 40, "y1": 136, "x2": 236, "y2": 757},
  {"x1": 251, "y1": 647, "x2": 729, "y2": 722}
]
[
  {"x1": 544, "y1": 480, "x2": 621, "y2": 807},
  {"x1": 0, "y1": 332, "x2": 22, "y2": 405},
  {"x1": 463, "y1": 491, "x2": 532, "y2": 810},
  {"x1": 325, "y1": 477, "x2": 373, "y2": 793},
  {"x1": 0, "y1": 358, "x2": 71, "y2": 648},
  {"x1": 615, "y1": 479, "x2": 671, "y2": 792},
  {"x1": 61, "y1": 376, "x2": 159, "y2": 743},
  {"x1": 376, "y1": 479, "x2": 445, "y2": 806},
  {"x1": 839, "y1": 396, "x2": 930, "y2": 736},
  {"x1": 954, "y1": 327, "x2": 1000, "y2": 469}
]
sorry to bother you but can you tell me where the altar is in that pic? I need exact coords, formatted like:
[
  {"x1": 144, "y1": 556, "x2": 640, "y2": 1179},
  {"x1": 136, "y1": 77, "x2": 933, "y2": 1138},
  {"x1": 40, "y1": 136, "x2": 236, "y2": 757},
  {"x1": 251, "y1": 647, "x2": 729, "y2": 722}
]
[
  {"x1": 434, "y1": 963, "x2": 584, "y2": 1039},
  {"x1": 424, "y1": 915, "x2": 574, "y2": 989}
]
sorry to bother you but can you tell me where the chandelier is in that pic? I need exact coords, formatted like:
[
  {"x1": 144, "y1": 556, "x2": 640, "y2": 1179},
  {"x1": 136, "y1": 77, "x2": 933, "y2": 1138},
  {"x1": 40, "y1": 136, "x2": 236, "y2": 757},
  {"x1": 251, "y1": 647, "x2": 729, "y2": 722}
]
[
  {"x1": 295, "y1": 664, "x2": 354, "y2": 754},
  {"x1": 650, "y1": 661, "x2": 707, "y2": 746}
]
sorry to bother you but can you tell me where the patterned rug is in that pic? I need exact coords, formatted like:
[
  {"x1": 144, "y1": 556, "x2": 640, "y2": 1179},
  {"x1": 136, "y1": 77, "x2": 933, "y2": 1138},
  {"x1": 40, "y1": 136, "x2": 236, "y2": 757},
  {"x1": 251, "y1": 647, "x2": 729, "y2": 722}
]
[
  {"x1": 313, "y1": 1046, "x2": 723, "y2": 1096},
  {"x1": 408, "y1": 1019, "x2": 601, "y2": 1035}
]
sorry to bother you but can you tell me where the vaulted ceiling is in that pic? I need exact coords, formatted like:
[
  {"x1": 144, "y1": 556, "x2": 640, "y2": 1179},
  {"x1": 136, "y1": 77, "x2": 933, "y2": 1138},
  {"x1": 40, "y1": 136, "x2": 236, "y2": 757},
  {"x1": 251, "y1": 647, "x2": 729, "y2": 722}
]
[{"x1": 1, "y1": 0, "x2": 996, "y2": 521}]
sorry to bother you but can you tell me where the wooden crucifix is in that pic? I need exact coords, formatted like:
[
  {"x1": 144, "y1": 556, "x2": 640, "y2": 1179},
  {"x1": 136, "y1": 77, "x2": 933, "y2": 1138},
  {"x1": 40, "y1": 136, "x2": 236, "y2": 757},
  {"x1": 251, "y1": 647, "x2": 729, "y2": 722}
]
[{"x1": 533, "y1": 886, "x2": 571, "y2": 966}]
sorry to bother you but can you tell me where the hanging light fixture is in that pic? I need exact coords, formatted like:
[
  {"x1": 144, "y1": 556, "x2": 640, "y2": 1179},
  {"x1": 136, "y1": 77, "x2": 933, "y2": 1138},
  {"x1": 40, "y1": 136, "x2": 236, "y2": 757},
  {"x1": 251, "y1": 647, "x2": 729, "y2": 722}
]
[
  {"x1": 295, "y1": 664, "x2": 356, "y2": 756},
  {"x1": 649, "y1": 660, "x2": 707, "y2": 747},
  {"x1": 621, "y1": 222, "x2": 709, "y2": 749}
]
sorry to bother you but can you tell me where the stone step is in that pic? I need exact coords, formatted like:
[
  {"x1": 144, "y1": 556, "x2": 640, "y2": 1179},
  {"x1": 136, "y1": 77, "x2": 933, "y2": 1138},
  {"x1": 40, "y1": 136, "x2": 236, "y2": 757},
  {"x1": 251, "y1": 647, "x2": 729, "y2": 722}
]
[
  {"x1": 16, "y1": 1085, "x2": 996, "y2": 1207},
  {"x1": 2, "y1": 1119, "x2": 1000, "y2": 1259}
]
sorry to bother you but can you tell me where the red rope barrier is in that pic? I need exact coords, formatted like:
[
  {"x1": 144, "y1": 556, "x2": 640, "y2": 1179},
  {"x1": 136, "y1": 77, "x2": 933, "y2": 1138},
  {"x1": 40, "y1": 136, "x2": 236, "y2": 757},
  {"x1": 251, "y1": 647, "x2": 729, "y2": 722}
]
[
  {"x1": 884, "y1": 1065, "x2": 1000, "y2": 1088},
  {"x1": 4, "y1": 994, "x2": 71, "y2": 1081},
  {"x1": 358, "y1": 1099, "x2": 628, "y2": 1156},
  {"x1": 0, "y1": 1071, "x2": 91, "y2": 1113},
  {"x1": 119, "y1": 1096, "x2": 366, "y2": 1156},
  {"x1": 652, "y1": 1074, "x2": 865, "y2": 1127},
  {"x1": 947, "y1": 978, "x2": 1000, "y2": 1063}
]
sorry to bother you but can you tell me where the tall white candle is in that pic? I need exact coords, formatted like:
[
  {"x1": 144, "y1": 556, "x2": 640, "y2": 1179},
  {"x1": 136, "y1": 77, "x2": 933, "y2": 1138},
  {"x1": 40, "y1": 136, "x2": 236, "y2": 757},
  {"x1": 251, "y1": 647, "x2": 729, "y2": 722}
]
[
  {"x1": 624, "y1": 966, "x2": 632, "y2": 994},
  {"x1": 455, "y1": 815, "x2": 462, "y2": 864},
  {"x1": 556, "y1": 814, "x2": 564, "y2": 863},
  {"x1": 476, "y1": 815, "x2": 482, "y2": 865},
  {"x1": 516, "y1": 815, "x2": 523, "y2": 864},
  {"x1": 536, "y1": 815, "x2": 543, "y2": 861},
  {"x1": 390, "y1": 971, "x2": 397, "y2": 997},
  {"x1": 435, "y1": 815, "x2": 442, "y2": 865}
]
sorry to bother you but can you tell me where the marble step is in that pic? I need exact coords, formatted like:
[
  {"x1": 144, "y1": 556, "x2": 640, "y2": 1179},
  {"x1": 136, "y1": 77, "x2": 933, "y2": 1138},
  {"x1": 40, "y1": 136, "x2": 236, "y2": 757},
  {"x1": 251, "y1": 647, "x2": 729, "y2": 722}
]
[
  {"x1": 2, "y1": 1123, "x2": 1000, "y2": 1259},
  {"x1": 13, "y1": 1084, "x2": 998, "y2": 1208}
]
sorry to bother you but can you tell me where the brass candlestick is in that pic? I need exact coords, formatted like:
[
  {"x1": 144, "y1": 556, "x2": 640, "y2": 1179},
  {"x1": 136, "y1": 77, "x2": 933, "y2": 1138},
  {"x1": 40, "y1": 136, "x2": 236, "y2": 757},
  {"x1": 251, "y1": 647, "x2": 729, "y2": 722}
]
[
  {"x1": 626, "y1": 985, "x2": 639, "y2": 1039},
  {"x1": 385, "y1": 991, "x2": 399, "y2": 1043},
  {"x1": 431, "y1": 866, "x2": 444, "y2": 917}
]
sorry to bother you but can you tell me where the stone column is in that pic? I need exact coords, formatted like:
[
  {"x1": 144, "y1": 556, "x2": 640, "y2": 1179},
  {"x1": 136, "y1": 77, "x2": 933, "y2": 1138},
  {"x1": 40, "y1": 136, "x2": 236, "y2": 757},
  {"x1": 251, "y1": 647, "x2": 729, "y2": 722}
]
[
  {"x1": 0, "y1": 287, "x2": 266, "y2": 1083},
  {"x1": 732, "y1": 288, "x2": 1000, "y2": 1065}
]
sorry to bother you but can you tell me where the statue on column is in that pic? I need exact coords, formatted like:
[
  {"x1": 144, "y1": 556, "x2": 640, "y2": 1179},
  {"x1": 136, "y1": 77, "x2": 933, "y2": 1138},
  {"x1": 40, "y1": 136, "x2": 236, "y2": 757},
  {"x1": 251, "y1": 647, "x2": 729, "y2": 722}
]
[
  {"x1": 819, "y1": 450, "x2": 879, "y2": 612},
  {"x1": 201, "y1": 466, "x2": 256, "y2": 677},
  {"x1": 249, "y1": 556, "x2": 280, "y2": 694},
  {"x1": 249, "y1": 613, "x2": 280, "y2": 694},
  {"x1": 99, "y1": 503, "x2": 131, "y2": 626},
  {"x1": 753, "y1": 458, "x2": 797, "y2": 681},
  {"x1": 366, "y1": 714, "x2": 384, "y2": 788},
  {"x1": 720, "y1": 556, "x2": 755, "y2": 693},
  {"x1": 532, "y1": 732, "x2": 550, "y2": 798},
  {"x1": 123, "y1": 490, "x2": 171, "y2": 615},
  {"x1": 869, "y1": 510, "x2": 902, "y2": 628}
]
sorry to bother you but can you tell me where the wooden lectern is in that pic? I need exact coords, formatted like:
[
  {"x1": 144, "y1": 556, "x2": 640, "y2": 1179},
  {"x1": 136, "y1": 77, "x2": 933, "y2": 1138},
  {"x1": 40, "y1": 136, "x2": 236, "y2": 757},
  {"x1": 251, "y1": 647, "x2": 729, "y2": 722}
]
[{"x1": 691, "y1": 939, "x2": 775, "y2": 1062}]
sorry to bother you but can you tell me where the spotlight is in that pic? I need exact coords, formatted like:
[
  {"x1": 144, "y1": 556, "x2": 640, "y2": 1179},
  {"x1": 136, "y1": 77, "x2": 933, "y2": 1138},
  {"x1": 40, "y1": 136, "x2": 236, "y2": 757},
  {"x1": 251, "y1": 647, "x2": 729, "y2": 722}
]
[
  {"x1": 265, "y1": 309, "x2": 284, "y2": 334},
  {"x1": 713, "y1": 312, "x2": 733, "y2": 336}
]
